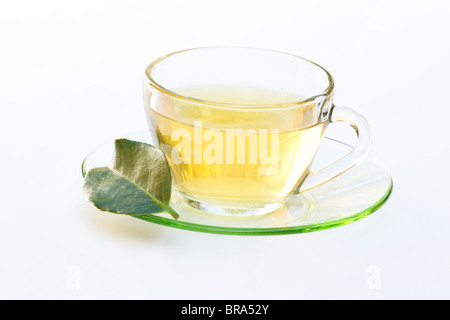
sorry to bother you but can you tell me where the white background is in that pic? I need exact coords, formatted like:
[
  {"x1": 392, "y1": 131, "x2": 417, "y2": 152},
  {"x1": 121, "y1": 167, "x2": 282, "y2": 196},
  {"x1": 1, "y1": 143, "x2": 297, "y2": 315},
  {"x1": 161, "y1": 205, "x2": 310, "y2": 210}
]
[{"x1": 1, "y1": 0, "x2": 449, "y2": 299}]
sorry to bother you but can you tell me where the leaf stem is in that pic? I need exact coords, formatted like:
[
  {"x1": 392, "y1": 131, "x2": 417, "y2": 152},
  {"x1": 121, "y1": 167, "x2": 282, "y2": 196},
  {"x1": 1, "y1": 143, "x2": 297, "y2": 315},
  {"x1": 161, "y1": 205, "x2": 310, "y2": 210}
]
[{"x1": 164, "y1": 205, "x2": 180, "y2": 220}]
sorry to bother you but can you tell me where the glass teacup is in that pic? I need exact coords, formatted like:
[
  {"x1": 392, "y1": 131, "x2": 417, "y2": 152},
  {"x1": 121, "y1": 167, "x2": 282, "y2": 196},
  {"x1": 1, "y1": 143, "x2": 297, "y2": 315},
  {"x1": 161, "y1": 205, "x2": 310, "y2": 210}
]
[{"x1": 143, "y1": 47, "x2": 371, "y2": 216}]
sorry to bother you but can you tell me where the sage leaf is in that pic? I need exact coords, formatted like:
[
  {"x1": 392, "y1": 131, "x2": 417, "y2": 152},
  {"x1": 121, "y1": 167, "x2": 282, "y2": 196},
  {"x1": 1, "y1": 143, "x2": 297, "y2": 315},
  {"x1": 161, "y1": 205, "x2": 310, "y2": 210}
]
[{"x1": 83, "y1": 139, "x2": 178, "y2": 219}]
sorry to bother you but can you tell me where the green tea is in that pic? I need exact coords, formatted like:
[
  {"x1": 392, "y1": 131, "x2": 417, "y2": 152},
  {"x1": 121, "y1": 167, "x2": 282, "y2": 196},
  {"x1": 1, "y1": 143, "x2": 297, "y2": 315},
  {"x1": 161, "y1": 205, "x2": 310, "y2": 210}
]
[{"x1": 148, "y1": 86, "x2": 326, "y2": 207}]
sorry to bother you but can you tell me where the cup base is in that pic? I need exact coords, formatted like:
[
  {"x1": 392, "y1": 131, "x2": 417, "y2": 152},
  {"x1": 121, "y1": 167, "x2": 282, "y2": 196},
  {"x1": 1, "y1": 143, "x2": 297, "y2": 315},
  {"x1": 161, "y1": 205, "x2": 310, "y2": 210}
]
[{"x1": 178, "y1": 192, "x2": 286, "y2": 217}]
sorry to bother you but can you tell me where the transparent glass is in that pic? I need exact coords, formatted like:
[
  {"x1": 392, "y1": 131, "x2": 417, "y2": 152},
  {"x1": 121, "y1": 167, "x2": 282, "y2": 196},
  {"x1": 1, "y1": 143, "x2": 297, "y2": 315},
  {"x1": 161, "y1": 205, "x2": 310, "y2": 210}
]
[
  {"x1": 81, "y1": 131, "x2": 392, "y2": 235},
  {"x1": 143, "y1": 47, "x2": 372, "y2": 216}
]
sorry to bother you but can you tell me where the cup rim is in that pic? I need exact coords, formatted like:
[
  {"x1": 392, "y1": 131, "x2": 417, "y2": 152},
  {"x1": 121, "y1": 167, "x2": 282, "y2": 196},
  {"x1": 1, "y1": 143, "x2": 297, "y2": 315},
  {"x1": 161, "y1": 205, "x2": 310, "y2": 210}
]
[{"x1": 144, "y1": 46, "x2": 335, "y2": 109}]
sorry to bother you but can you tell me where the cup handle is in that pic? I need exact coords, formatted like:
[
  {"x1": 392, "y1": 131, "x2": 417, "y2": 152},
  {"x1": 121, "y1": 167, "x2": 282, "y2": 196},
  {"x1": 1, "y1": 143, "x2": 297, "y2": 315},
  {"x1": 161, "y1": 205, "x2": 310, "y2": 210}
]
[{"x1": 300, "y1": 105, "x2": 372, "y2": 192}]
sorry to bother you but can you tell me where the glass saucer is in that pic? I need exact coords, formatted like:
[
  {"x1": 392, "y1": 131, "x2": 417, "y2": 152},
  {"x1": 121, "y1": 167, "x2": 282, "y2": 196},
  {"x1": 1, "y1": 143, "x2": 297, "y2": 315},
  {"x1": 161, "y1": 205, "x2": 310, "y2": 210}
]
[{"x1": 81, "y1": 131, "x2": 392, "y2": 236}]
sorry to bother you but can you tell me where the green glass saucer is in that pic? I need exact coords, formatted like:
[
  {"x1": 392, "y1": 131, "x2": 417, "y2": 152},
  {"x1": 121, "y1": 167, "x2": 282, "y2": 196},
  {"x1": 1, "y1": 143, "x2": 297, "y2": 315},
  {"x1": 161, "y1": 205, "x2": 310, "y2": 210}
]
[{"x1": 81, "y1": 131, "x2": 392, "y2": 235}]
